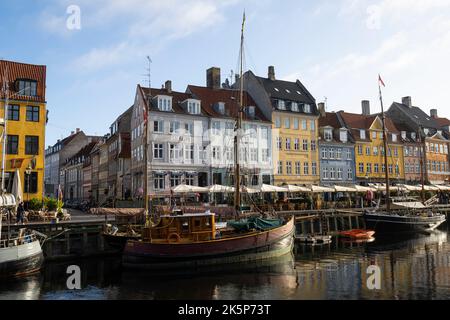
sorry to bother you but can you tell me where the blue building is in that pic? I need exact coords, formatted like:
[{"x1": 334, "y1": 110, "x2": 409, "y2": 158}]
[{"x1": 318, "y1": 107, "x2": 356, "y2": 187}]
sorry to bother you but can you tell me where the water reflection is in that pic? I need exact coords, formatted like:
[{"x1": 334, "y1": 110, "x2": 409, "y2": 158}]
[{"x1": 1, "y1": 226, "x2": 450, "y2": 300}]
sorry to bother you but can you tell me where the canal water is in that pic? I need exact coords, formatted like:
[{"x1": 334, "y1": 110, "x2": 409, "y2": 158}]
[{"x1": 2, "y1": 224, "x2": 450, "y2": 300}]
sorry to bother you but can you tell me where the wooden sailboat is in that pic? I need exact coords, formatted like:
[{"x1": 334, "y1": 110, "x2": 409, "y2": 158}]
[
  {"x1": 363, "y1": 76, "x2": 446, "y2": 232},
  {"x1": 122, "y1": 13, "x2": 295, "y2": 270}
]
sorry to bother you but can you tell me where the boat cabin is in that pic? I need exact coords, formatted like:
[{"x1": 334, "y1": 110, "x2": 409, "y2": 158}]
[{"x1": 142, "y1": 212, "x2": 216, "y2": 243}]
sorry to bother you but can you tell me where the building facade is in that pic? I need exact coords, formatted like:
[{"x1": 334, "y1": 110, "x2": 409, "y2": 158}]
[
  {"x1": 0, "y1": 60, "x2": 47, "y2": 201},
  {"x1": 318, "y1": 109, "x2": 356, "y2": 186},
  {"x1": 387, "y1": 97, "x2": 450, "y2": 185},
  {"x1": 339, "y1": 101, "x2": 405, "y2": 185},
  {"x1": 238, "y1": 66, "x2": 320, "y2": 186}
]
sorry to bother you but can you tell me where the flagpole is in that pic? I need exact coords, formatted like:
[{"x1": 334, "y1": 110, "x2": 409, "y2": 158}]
[{"x1": 379, "y1": 75, "x2": 390, "y2": 211}]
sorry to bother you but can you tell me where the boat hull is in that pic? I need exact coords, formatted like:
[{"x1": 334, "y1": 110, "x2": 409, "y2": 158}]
[
  {"x1": 364, "y1": 213, "x2": 446, "y2": 233},
  {"x1": 0, "y1": 240, "x2": 44, "y2": 278},
  {"x1": 102, "y1": 233, "x2": 140, "y2": 252},
  {"x1": 123, "y1": 217, "x2": 295, "y2": 270}
]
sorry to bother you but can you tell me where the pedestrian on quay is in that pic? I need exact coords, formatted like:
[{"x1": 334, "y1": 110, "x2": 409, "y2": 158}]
[{"x1": 16, "y1": 202, "x2": 25, "y2": 225}]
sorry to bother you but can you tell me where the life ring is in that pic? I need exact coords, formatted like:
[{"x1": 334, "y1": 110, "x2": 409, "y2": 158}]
[{"x1": 167, "y1": 232, "x2": 181, "y2": 243}]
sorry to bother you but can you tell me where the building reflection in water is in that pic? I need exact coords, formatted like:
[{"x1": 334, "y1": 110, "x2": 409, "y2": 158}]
[{"x1": 1, "y1": 228, "x2": 450, "y2": 300}]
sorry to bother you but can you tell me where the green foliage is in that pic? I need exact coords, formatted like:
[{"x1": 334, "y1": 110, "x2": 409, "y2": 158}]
[
  {"x1": 28, "y1": 198, "x2": 43, "y2": 211},
  {"x1": 57, "y1": 199, "x2": 64, "y2": 214},
  {"x1": 44, "y1": 197, "x2": 58, "y2": 211}
]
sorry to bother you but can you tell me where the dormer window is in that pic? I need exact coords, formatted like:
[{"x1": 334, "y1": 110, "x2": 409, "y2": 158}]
[
  {"x1": 401, "y1": 131, "x2": 406, "y2": 140},
  {"x1": 411, "y1": 132, "x2": 417, "y2": 140},
  {"x1": 291, "y1": 102, "x2": 299, "y2": 112},
  {"x1": 392, "y1": 134, "x2": 397, "y2": 142},
  {"x1": 214, "y1": 102, "x2": 225, "y2": 115},
  {"x1": 278, "y1": 100, "x2": 286, "y2": 110},
  {"x1": 186, "y1": 99, "x2": 201, "y2": 115},
  {"x1": 16, "y1": 79, "x2": 37, "y2": 97},
  {"x1": 324, "y1": 128, "x2": 332, "y2": 141},
  {"x1": 340, "y1": 129, "x2": 348, "y2": 143},
  {"x1": 424, "y1": 128, "x2": 429, "y2": 135},
  {"x1": 304, "y1": 104, "x2": 311, "y2": 113},
  {"x1": 156, "y1": 95, "x2": 172, "y2": 112},
  {"x1": 360, "y1": 130, "x2": 366, "y2": 140}
]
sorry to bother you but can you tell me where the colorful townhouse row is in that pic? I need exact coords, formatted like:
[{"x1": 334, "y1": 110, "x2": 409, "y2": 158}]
[{"x1": 38, "y1": 63, "x2": 450, "y2": 204}]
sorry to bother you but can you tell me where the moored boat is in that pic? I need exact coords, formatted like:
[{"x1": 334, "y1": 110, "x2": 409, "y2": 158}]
[
  {"x1": 122, "y1": 212, "x2": 295, "y2": 270},
  {"x1": 339, "y1": 229, "x2": 375, "y2": 239}
]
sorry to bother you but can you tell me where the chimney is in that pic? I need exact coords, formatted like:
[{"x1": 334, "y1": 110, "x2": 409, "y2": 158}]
[
  {"x1": 361, "y1": 100, "x2": 370, "y2": 116},
  {"x1": 402, "y1": 96, "x2": 412, "y2": 108},
  {"x1": 430, "y1": 109, "x2": 438, "y2": 118},
  {"x1": 71, "y1": 131, "x2": 75, "y2": 135},
  {"x1": 165, "y1": 80, "x2": 172, "y2": 93},
  {"x1": 206, "y1": 67, "x2": 221, "y2": 89},
  {"x1": 318, "y1": 102, "x2": 326, "y2": 117},
  {"x1": 268, "y1": 66, "x2": 276, "y2": 81},
  {"x1": 76, "y1": 128, "x2": 80, "y2": 133}
]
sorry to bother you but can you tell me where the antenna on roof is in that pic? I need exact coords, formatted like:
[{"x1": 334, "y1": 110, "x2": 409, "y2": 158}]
[{"x1": 324, "y1": 96, "x2": 328, "y2": 111}]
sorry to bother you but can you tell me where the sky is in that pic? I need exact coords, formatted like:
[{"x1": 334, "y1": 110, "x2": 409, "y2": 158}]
[{"x1": 1, "y1": 0, "x2": 450, "y2": 146}]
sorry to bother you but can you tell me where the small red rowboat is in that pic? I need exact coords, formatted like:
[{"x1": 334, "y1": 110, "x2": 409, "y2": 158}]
[{"x1": 339, "y1": 229, "x2": 375, "y2": 240}]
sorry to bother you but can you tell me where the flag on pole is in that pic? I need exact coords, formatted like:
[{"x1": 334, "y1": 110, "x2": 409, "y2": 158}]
[{"x1": 378, "y1": 74, "x2": 385, "y2": 87}]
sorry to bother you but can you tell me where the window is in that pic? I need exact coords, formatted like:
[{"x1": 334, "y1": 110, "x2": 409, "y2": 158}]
[
  {"x1": 330, "y1": 168, "x2": 336, "y2": 179},
  {"x1": 262, "y1": 149, "x2": 269, "y2": 162},
  {"x1": 26, "y1": 106, "x2": 39, "y2": 122},
  {"x1": 154, "y1": 120, "x2": 164, "y2": 133},
  {"x1": 310, "y1": 120, "x2": 315, "y2": 131},
  {"x1": 24, "y1": 172, "x2": 38, "y2": 193},
  {"x1": 312, "y1": 162, "x2": 317, "y2": 176},
  {"x1": 278, "y1": 161, "x2": 283, "y2": 174},
  {"x1": 186, "y1": 175, "x2": 195, "y2": 186},
  {"x1": 158, "y1": 97, "x2": 172, "y2": 111},
  {"x1": 359, "y1": 163, "x2": 364, "y2": 174},
  {"x1": 366, "y1": 163, "x2": 372, "y2": 173},
  {"x1": 360, "y1": 130, "x2": 366, "y2": 140},
  {"x1": 358, "y1": 145, "x2": 363, "y2": 155},
  {"x1": 170, "y1": 175, "x2": 181, "y2": 187},
  {"x1": 321, "y1": 148, "x2": 327, "y2": 159},
  {"x1": 285, "y1": 138, "x2": 291, "y2": 150},
  {"x1": 212, "y1": 121, "x2": 221, "y2": 135},
  {"x1": 379, "y1": 132, "x2": 383, "y2": 139},
  {"x1": 154, "y1": 175, "x2": 165, "y2": 190},
  {"x1": 261, "y1": 127, "x2": 269, "y2": 140},
  {"x1": 329, "y1": 148, "x2": 335, "y2": 159},
  {"x1": 304, "y1": 104, "x2": 311, "y2": 113},
  {"x1": 373, "y1": 147, "x2": 378, "y2": 156},
  {"x1": 340, "y1": 130, "x2": 347, "y2": 142},
  {"x1": 337, "y1": 168, "x2": 343, "y2": 180},
  {"x1": 275, "y1": 117, "x2": 281, "y2": 128},
  {"x1": 304, "y1": 162, "x2": 309, "y2": 175},
  {"x1": 295, "y1": 162, "x2": 301, "y2": 175},
  {"x1": 184, "y1": 145, "x2": 194, "y2": 161},
  {"x1": 187, "y1": 101, "x2": 200, "y2": 114},
  {"x1": 250, "y1": 148, "x2": 258, "y2": 162},
  {"x1": 374, "y1": 164, "x2": 379, "y2": 173},
  {"x1": 311, "y1": 140, "x2": 317, "y2": 151},
  {"x1": 366, "y1": 147, "x2": 371, "y2": 156},
  {"x1": 303, "y1": 139, "x2": 308, "y2": 151},
  {"x1": 394, "y1": 148, "x2": 398, "y2": 157},
  {"x1": 7, "y1": 135, "x2": 18, "y2": 155},
  {"x1": 323, "y1": 168, "x2": 328, "y2": 180},
  {"x1": 324, "y1": 129, "x2": 332, "y2": 141},
  {"x1": 25, "y1": 136, "x2": 39, "y2": 155},
  {"x1": 347, "y1": 169, "x2": 353, "y2": 180},
  {"x1": 170, "y1": 121, "x2": 180, "y2": 133},
  {"x1": 302, "y1": 120, "x2": 307, "y2": 130},
  {"x1": 291, "y1": 102, "x2": 299, "y2": 112},
  {"x1": 17, "y1": 80, "x2": 37, "y2": 97},
  {"x1": 392, "y1": 134, "x2": 397, "y2": 142},
  {"x1": 336, "y1": 148, "x2": 342, "y2": 159},
  {"x1": 7, "y1": 105, "x2": 20, "y2": 121},
  {"x1": 294, "y1": 139, "x2": 300, "y2": 151},
  {"x1": 388, "y1": 165, "x2": 393, "y2": 174},
  {"x1": 169, "y1": 145, "x2": 182, "y2": 161},
  {"x1": 277, "y1": 137, "x2": 282, "y2": 150},
  {"x1": 278, "y1": 100, "x2": 286, "y2": 110},
  {"x1": 284, "y1": 118, "x2": 290, "y2": 129},
  {"x1": 372, "y1": 131, "x2": 377, "y2": 139},
  {"x1": 212, "y1": 147, "x2": 221, "y2": 161},
  {"x1": 293, "y1": 118, "x2": 299, "y2": 130},
  {"x1": 184, "y1": 123, "x2": 194, "y2": 135},
  {"x1": 286, "y1": 162, "x2": 292, "y2": 175},
  {"x1": 153, "y1": 143, "x2": 164, "y2": 159}
]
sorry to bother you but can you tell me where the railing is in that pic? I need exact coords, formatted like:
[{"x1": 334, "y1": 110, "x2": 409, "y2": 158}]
[{"x1": 0, "y1": 233, "x2": 38, "y2": 249}]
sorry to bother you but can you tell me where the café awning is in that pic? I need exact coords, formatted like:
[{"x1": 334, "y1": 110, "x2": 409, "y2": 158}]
[
  {"x1": 208, "y1": 185, "x2": 235, "y2": 193},
  {"x1": 172, "y1": 184, "x2": 209, "y2": 194},
  {"x1": 259, "y1": 184, "x2": 288, "y2": 193},
  {"x1": 284, "y1": 185, "x2": 312, "y2": 193},
  {"x1": 310, "y1": 185, "x2": 335, "y2": 193}
]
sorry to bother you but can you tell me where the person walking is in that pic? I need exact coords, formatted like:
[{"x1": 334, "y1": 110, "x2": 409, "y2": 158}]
[{"x1": 16, "y1": 202, "x2": 25, "y2": 225}]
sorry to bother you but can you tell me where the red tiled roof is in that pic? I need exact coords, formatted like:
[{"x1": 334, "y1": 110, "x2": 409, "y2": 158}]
[
  {"x1": 435, "y1": 117, "x2": 450, "y2": 127},
  {"x1": 140, "y1": 86, "x2": 200, "y2": 115},
  {"x1": 187, "y1": 85, "x2": 270, "y2": 122},
  {"x1": 0, "y1": 60, "x2": 46, "y2": 102},
  {"x1": 319, "y1": 112, "x2": 341, "y2": 128}
]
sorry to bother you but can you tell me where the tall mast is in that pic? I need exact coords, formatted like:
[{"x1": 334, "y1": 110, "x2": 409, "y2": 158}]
[
  {"x1": 379, "y1": 76, "x2": 390, "y2": 211},
  {"x1": 418, "y1": 126, "x2": 425, "y2": 202},
  {"x1": 234, "y1": 12, "x2": 245, "y2": 215},
  {"x1": 1, "y1": 65, "x2": 8, "y2": 194},
  {"x1": 144, "y1": 56, "x2": 151, "y2": 225}
]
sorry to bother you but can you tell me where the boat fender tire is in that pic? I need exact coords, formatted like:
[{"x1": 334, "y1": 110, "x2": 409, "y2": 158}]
[{"x1": 167, "y1": 233, "x2": 181, "y2": 243}]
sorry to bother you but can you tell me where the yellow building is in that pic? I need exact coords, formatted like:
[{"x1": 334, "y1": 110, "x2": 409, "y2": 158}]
[
  {"x1": 273, "y1": 111, "x2": 320, "y2": 185},
  {"x1": 0, "y1": 60, "x2": 47, "y2": 201},
  {"x1": 340, "y1": 111, "x2": 404, "y2": 184}
]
